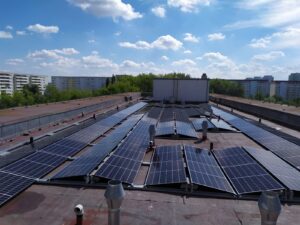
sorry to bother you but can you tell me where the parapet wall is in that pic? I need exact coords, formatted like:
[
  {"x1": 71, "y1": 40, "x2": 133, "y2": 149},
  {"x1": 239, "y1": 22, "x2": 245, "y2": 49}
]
[{"x1": 210, "y1": 96, "x2": 300, "y2": 131}]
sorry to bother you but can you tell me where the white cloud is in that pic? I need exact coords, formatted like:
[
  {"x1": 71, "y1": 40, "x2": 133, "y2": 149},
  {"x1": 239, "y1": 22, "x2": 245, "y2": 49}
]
[
  {"x1": 151, "y1": 6, "x2": 166, "y2": 18},
  {"x1": 172, "y1": 59, "x2": 196, "y2": 66},
  {"x1": 114, "y1": 32, "x2": 121, "y2": 36},
  {"x1": 28, "y1": 48, "x2": 79, "y2": 59},
  {"x1": 184, "y1": 50, "x2": 192, "y2": 54},
  {"x1": 208, "y1": 33, "x2": 226, "y2": 41},
  {"x1": 40, "y1": 57, "x2": 80, "y2": 68},
  {"x1": 0, "y1": 31, "x2": 13, "y2": 39},
  {"x1": 6, "y1": 25, "x2": 13, "y2": 30},
  {"x1": 120, "y1": 60, "x2": 141, "y2": 68},
  {"x1": 152, "y1": 35, "x2": 182, "y2": 50},
  {"x1": 119, "y1": 35, "x2": 182, "y2": 51},
  {"x1": 226, "y1": 0, "x2": 300, "y2": 29},
  {"x1": 68, "y1": 0, "x2": 142, "y2": 21},
  {"x1": 161, "y1": 55, "x2": 169, "y2": 61},
  {"x1": 168, "y1": 0, "x2": 212, "y2": 12},
  {"x1": 27, "y1": 24, "x2": 59, "y2": 34},
  {"x1": 183, "y1": 33, "x2": 199, "y2": 43},
  {"x1": 6, "y1": 58, "x2": 24, "y2": 65},
  {"x1": 252, "y1": 51, "x2": 285, "y2": 61},
  {"x1": 82, "y1": 53, "x2": 118, "y2": 69},
  {"x1": 249, "y1": 27, "x2": 300, "y2": 49},
  {"x1": 16, "y1": 31, "x2": 27, "y2": 36}
]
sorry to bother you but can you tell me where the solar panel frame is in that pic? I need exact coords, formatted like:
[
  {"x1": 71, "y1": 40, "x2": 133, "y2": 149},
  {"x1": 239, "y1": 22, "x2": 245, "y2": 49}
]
[
  {"x1": 184, "y1": 145, "x2": 235, "y2": 194},
  {"x1": 176, "y1": 121, "x2": 198, "y2": 138},
  {"x1": 214, "y1": 147, "x2": 284, "y2": 195},
  {"x1": 212, "y1": 106, "x2": 300, "y2": 169},
  {"x1": 156, "y1": 121, "x2": 174, "y2": 136},
  {"x1": 244, "y1": 146, "x2": 300, "y2": 191},
  {"x1": 191, "y1": 118, "x2": 215, "y2": 131},
  {"x1": 145, "y1": 145, "x2": 187, "y2": 186}
]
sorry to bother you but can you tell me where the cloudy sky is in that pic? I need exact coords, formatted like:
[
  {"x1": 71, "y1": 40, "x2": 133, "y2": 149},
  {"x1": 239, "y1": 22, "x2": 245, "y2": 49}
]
[{"x1": 1, "y1": 0, "x2": 300, "y2": 80}]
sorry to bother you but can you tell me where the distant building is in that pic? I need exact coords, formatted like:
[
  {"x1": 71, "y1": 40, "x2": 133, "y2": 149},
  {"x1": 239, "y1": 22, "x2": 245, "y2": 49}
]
[
  {"x1": 287, "y1": 81, "x2": 300, "y2": 100},
  {"x1": 14, "y1": 74, "x2": 30, "y2": 92},
  {"x1": 289, "y1": 73, "x2": 300, "y2": 81},
  {"x1": 0, "y1": 72, "x2": 14, "y2": 95},
  {"x1": 51, "y1": 76, "x2": 109, "y2": 91},
  {"x1": 274, "y1": 81, "x2": 288, "y2": 100},
  {"x1": 30, "y1": 75, "x2": 47, "y2": 94},
  {"x1": 0, "y1": 72, "x2": 47, "y2": 95}
]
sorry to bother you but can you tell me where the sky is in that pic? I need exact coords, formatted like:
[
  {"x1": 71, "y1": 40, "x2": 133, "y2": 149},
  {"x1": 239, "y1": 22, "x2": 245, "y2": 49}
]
[{"x1": 1, "y1": 0, "x2": 300, "y2": 80}]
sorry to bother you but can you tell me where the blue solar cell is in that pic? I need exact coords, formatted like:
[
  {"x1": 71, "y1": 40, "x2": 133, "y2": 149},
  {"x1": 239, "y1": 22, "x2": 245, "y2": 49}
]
[
  {"x1": 214, "y1": 147, "x2": 284, "y2": 194},
  {"x1": 192, "y1": 118, "x2": 215, "y2": 131},
  {"x1": 176, "y1": 121, "x2": 198, "y2": 138},
  {"x1": 184, "y1": 145, "x2": 235, "y2": 194},
  {"x1": 212, "y1": 106, "x2": 300, "y2": 168},
  {"x1": 145, "y1": 145, "x2": 187, "y2": 185}
]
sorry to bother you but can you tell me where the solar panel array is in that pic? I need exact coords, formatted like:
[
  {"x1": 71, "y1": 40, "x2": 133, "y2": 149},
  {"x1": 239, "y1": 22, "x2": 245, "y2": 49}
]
[
  {"x1": 176, "y1": 121, "x2": 198, "y2": 138},
  {"x1": 212, "y1": 107, "x2": 300, "y2": 168},
  {"x1": 0, "y1": 102, "x2": 147, "y2": 207},
  {"x1": 185, "y1": 107, "x2": 201, "y2": 117},
  {"x1": 145, "y1": 145, "x2": 187, "y2": 185},
  {"x1": 95, "y1": 117, "x2": 154, "y2": 184},
  {"x1": 156, "y1": 121, "x2": 174, "y2": 136},
  {"x1": 214, "y1": 147, "x2": 284, "y2": 194},
  {"x1": 210, "y1": 119, "x2": 237, "y2": 131},
  {"x1": 0, "y1": 171, "x2": 35, "y2": 206},
  {"x1": 160, "y1": 107, "x2": 175, "y2": 122},
  {"x1": 184, "y1": 145, "x2": 235, "y2": 194},
  {"x1": 52, "y1": 114, "x2": 143, "y2": 179},
  {"x1": 244, "y1": 146, "x2": 300, "y2": 191},
  {"x1": 147, "y1": 107, "x2": 162, "y2": 119},
  {"x1": 192, "y1": 118, "x2": 215, "y2": 131}
]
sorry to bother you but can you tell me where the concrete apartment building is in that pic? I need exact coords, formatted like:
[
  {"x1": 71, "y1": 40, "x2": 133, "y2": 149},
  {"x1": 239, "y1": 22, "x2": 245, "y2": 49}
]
[
  {"x1": 51, "y1": 76, "x2": 108, "y2": 91},
  {"x1": 231, "y1": 74, "x2": 300, "y2": 100},
  {"x1": 0, "y1": 72, "x2": 47, "y2": 95},
  {"x1": 0, "y1": 72, "x2": 14, "y2": 95}
]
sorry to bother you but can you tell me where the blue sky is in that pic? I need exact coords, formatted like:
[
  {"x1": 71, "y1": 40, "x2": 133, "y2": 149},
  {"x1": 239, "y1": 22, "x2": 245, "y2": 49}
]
[{"x1": 1, "y1": 0, "x2": 300, "y2": 80}]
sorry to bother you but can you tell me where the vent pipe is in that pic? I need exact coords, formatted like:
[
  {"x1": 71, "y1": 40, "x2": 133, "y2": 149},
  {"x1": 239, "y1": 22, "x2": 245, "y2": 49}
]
[
  {"x1": 105, "y1": 180, "x2": 125, "y2": 225},
  {"x1": 258, "y1": 191, "x2": 281, "y2": 225},
  {"x1": 74, "y1": 204, "x2": 84, "y2": 225},
  {"x1": 149, "y1": 125, "x2": 156, "y2": 147},
  {"x1": 202, "y1": 121, "x2": 208, "y2": 140}
]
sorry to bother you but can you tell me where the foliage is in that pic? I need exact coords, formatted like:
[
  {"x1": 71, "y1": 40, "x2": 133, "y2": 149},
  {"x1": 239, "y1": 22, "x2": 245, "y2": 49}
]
[
  {"x1": 0, "y1": 72, "x2": 190, "y2": 109},
  {"x1": 210, "y1": 79, "x2": 244, "y2": 97}
]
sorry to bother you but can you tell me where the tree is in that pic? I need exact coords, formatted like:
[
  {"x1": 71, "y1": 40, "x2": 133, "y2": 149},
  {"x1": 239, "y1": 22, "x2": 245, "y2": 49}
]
[{"x1": 106, "y1": 77, "x2": 110, "y2": 87}]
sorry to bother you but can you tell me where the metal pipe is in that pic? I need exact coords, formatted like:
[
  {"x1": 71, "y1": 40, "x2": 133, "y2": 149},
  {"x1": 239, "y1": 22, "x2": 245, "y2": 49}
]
[
  {"x1": 105, "y1": 180, "x2": 125, "y2": 225},
  {"x1": 74, "y1": 204, "x2": 84, "y2": 225},
  {"x1": 258, "y1": 191, "x2": 281, "y2": 225},
  {"x1": 202, "y1": 121, "x2": 208, "y2": 140}
]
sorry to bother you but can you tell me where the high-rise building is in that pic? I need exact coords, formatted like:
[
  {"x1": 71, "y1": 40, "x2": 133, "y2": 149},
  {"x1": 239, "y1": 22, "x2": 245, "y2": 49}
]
[
  {"x1": 289, "y1": 73, "x2": 300, "y2": 81},
  {"x1": 14, "y1": 74, "x2": 30, "y2": 92},
  {"x1": 0, "y1": 72, "x2": 14, "y2": 95},
  {"x1": 0, "y1": 72, "x2": 48, "y2": 95},
  {"x1": 30, "y1": 75, "x2": 46, "y2": 94},
  {"x1": 287, "y1": 81, "x2": 300, "y2": 100},
  {"x1": 51, "y1": 76, "x2": 108, "y2": 91}
]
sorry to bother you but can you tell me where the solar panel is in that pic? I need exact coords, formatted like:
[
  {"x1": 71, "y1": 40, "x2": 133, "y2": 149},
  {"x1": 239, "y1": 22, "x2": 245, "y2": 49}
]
[
  {"x1": 147, "y1": 107, "x2": 162, "y2": 119},
  {"x1": 176, "y1": 121, "x2": 198, "y2": 138},
  {"x1": 156, "y1": 121, "x2": 174, "y2": 136},
  {"x1": 212, "y1": 106, "x2": 300, "y2": 168},
  {"x1": 191, "y1": 118, "x2": 215, "y2": 131},
  {"x1": 52, "y1": 114, "x2": 143, "y2": 179},
  {"x1": 185, "y1": 107, "x2": 201, "y2": 117},
  {"x1": 0, "y1": 171, "x2": 35, "y2": 206},
  {"x1": 159, "y1": 108, "x2": 174, "y2": 122},
  {"x1": 95, "y1": 118, "x2": 154, "y2": 184},
  {"x1": 244, "y1": 146, "x2": 300, "y2": 191},
  {"x1": 96, "y1": 155, "x2": 141, "y2": 184},
  {"x1": 145, "y1": 145, "x2": 187, "y2": 185},
  {"x1": 214, "y1": 147, "x2": 284, "y2": 194},
  {"x1": 210, "y1": 119, "x2": 237, "y2": 131},
  {"x1": 184, "y1": 145, "x2": 235, "y2": 194},
  {"x1": 1, "y1": 159, "x2": 54, "y2": 178},
  {"x1": 0, "y1": 102, "x2": 147, "y2": 208}
]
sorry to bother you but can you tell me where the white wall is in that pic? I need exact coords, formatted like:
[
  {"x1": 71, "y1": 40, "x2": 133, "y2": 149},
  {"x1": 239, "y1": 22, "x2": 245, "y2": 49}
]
[{"x1": 153, "y1": 79, "x2": 209, "y2": 102}]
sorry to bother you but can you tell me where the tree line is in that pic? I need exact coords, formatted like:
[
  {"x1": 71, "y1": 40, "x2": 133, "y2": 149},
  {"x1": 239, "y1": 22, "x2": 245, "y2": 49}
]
[{"x1": 0, "y1": 73, "x2": 190, "y2": 109}]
